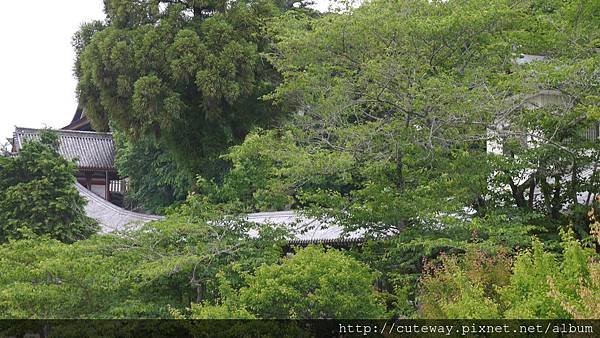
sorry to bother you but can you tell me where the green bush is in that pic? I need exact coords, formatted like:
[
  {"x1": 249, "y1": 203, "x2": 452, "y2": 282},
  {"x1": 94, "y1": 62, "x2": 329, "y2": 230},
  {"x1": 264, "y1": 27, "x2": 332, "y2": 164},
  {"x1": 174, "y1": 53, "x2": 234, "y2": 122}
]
[
  {"x1": 0, "y1": 131, "x2": 97, "y2": 243},
  {"x1": 0, "y1": 211, "x2": 286, "y2": 319},
  {"x1": 418, "y1": 247, "x2": 512, "y2": 319},
  {"x1": 417, "y1": 229, "x2": 598, "y2": 319},
  {"x1": 188, "y1": 246, "x2": 387, "y2": 319}
]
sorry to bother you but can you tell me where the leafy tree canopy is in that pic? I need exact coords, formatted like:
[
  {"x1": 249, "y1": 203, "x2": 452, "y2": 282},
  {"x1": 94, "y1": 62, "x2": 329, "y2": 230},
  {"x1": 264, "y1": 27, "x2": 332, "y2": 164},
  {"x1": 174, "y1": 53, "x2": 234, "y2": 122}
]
[
  {"x1": 0, "y1": 207, "x2": 287, "y2": 318},
  {"x1": 74, "y1": 0, "x2": 321, "y2": 210},
  {"x1": 184, "y1": 245, "x2": 387, "y2": 319},
  {"x1": 0, "y1": 131, "x2": 97, "y2": 243},
  {"x1": 8, "y1": 0, "x2": 593, "y2": 322},
  {"x1": 75, "y1": 0, "x2": 313, "y2": 179},
  {"x1": 189, "y1": 0, "x2": 599, "y2": 316},
  {"x1": 199, "y1": 0, "x2": 599, "y2": 236}
]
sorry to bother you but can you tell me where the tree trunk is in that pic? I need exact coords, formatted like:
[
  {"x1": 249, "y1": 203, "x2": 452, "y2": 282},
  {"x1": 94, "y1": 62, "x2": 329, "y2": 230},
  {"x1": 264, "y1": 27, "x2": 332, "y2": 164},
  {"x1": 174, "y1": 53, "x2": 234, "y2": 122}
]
[{"x1": 395, "y1": 150, "x2": 405, "y2": 191}]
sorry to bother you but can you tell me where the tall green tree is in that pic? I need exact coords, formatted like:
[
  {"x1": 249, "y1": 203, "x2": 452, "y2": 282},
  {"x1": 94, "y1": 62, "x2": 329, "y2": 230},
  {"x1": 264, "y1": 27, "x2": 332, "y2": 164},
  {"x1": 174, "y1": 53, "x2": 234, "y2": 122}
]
[
  {"x1": 202, "y1": 0, "x2": 599, "y2": 234},
  {"x1": 75, "y1": 0, "x2": 310, "y2": 180},
  {"x1": 206, "y1": 0, "x2": 524, "y2": 228}
]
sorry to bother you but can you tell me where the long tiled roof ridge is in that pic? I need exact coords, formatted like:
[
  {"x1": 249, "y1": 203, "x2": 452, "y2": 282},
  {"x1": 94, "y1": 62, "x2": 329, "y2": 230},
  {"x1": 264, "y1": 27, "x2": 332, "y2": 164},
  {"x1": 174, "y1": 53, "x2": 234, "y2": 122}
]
[
  {"x1": 15, "y1": 127, "x2": 112, "y2": 136},
  {"x1": 76, "y1": 182, "x2": 163, "y2": 233},
  {"x1": 246, "y1": 210, "x2": 296, "y2": 218}
]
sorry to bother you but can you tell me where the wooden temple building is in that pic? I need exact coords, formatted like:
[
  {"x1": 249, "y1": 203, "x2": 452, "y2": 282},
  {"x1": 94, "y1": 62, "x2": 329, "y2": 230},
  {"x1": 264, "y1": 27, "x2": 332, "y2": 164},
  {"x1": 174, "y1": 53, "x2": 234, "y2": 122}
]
[
  {"x1": 10, "y1": 107, "x2": 126, "y2": 206},
  {"x1": 8, "y1": 108, "x2": 367, "y2": 243},
  {"x1": 62, "y1": 105, "x2": 94, "y2": 131}
]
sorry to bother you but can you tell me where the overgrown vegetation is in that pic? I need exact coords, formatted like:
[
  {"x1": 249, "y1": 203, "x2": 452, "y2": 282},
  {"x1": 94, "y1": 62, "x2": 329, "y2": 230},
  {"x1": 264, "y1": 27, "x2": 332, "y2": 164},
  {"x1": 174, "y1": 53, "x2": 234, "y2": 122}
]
[
  {"x1": 175, "y1": 246, "x2": 386, "y2": 319},
  {"x1": 74, "y1": 0, "x2": 316, "y2": 210},
  {"x1": 0, "y1": 208, "x2": 286, "y2": 318},
  {"x1": 419, "y1": 203, "x2": 600, "y2": 319},
  {"x1": 0, "y1": 0, "x2": 598, "y2": 319}
]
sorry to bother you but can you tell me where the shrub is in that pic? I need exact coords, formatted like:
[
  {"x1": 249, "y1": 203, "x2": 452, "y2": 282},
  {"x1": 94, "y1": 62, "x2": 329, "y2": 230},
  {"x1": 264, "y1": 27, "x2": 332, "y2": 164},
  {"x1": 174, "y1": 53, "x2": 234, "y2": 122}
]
[
  {"x1": 418, "y1": 247, "x2": 512, "y2": 319},
  {"x1": 189, "y1": 246, "x2": 387, "y2": 319},
  {"x1": 417, "y1": 225, "x2": 599, "y2": 319},
  {"x1": 0, "y1": 131, "x2": 97, "y2": 243},
  {"x1": 547, "y1": 203, "x2": 600, "y2": 318}
]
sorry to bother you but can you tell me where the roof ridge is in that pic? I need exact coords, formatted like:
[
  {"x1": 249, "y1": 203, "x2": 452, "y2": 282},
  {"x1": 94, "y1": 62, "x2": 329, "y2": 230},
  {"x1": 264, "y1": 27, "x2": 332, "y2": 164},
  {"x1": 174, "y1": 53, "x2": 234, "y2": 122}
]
[
  {"x1": 247, "y1": 210, "x2": 296, "y2": 218},
  {"x1": 61, "y1": 135, "x2": 114, "y2": 140},
  {"x1": 13, "y1": 127, "x2": 116, "y2": 170},
  {"x1": 14, "y1": 127, "x2": 112, "y2": 136}
]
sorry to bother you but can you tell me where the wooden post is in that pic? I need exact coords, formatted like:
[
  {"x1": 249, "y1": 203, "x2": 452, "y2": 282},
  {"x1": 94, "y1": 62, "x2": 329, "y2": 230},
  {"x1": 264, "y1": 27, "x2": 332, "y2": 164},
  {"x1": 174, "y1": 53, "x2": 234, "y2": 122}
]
[
  {"x1": 85, "y1": 172, "x2": 92, "y2": 190},
  {"x1": 105, "y1": 171, "x2": 110, "y2": 202}
]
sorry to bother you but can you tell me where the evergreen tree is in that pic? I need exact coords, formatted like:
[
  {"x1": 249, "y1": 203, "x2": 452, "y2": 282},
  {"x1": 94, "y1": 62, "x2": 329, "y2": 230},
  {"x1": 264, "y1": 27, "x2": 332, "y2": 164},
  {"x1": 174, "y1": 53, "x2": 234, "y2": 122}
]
[{"x1": 75, "y1": 0, "x2": 311, "y2": 179}]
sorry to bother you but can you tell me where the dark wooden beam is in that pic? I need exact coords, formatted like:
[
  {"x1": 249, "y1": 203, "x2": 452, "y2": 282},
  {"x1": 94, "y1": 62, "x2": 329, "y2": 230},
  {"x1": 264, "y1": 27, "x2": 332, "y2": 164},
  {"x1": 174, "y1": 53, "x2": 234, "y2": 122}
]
[
  {"x1": 105, "y1": 171, "x2": 110, "y2": 202},
  {"x1": 85, "y1": 172, "x2": 92, "y2": 190}
]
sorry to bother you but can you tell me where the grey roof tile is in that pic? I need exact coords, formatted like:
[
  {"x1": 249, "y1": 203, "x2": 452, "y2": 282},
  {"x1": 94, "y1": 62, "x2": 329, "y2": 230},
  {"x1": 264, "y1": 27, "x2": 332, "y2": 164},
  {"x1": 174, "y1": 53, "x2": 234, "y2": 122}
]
[
  {"x1": 13, "y1": 127, "x2": 115, "y2": 170},
  {"x1": 76, "y1": 182, "x2": 162, "y2": 232},
  {"x1": 246, "y1": 211, "x2": 366, "y2": 244}
]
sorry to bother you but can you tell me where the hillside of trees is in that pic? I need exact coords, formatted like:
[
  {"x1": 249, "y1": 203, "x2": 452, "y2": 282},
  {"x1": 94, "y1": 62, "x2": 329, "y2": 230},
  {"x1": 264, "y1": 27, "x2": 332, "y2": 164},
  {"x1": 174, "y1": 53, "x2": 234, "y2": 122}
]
[{"x1": 0, "y1": 0, "x2": 599, "y2": 320}]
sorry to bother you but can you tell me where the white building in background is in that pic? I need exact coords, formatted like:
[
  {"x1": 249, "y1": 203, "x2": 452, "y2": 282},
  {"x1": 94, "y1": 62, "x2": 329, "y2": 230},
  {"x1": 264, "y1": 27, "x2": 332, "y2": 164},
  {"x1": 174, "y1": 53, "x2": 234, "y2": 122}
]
[{"x1": 486, "y1": 56, "x2": 599, "y2": 207}]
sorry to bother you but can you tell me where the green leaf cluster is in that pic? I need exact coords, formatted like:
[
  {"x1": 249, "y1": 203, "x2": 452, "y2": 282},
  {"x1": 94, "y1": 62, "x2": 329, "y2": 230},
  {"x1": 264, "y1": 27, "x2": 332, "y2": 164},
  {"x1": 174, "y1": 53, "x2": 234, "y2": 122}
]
[
  {"x1": 418, "y1": 229, "x2": 598, "y2": 319},
  {"x1": 185, "y1": 246, "x2": 387, "y2": 319},
  {"x1": 76, "y1": 0, "x2": 297, "y2": 179},
  {"x1": 0, "y1": 211, "x2": 286, "y2": 318},
  {"x1": 0, "y1": 132, "x2": 97, "y2": 243}
]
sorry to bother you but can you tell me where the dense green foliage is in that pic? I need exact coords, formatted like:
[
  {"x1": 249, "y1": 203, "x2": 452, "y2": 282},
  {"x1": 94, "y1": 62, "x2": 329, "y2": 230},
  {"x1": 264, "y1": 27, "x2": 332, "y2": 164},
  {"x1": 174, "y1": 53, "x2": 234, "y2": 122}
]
[
  {"x1": 113, "y1": 130, "x2": 191, "y2": 213},
  {"x1": 0, "y1": 210, "x2": 286, "y2": 318},
  {"x1": 419, "y1": 224, "x2": 600, "y2": 319},
  {"x1": 0, "y1": 0, "x2": 598, "y2": 321},
  {"x1": 190, "y1": 0, "x2": 599, "y2": 317},
  {"x1": 74, "y1": 0, "x2": 315, "y2": 209},
  {"x1": 184, "y1": 246, "x2": 386, "y2": 319},
  {"x1": 0, "y1": 132, "x2": 97, "y2": 243},
  {"x1": 191, "y1": 0, "x2": 599, "y2": 240}
]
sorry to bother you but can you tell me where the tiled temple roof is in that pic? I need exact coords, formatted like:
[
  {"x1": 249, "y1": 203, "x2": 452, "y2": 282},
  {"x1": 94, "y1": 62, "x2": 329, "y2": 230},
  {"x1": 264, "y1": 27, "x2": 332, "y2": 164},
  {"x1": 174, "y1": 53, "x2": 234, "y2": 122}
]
[
  {"x1": 13, "y1": 127, "x2": 115, "y2": 170},
  {"x1": 246, "y1": 211, "x2": 366, "y2": 245},
  {"x1": 92, "y1": 207, "x2": 365, "y2": 245},
  {"x1": 12, "y1": 127, "x2": 366, "y2": 245},
  {"x1": 75, "y1": 182, "x2": 162, "y2": 233}
]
